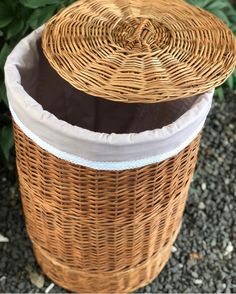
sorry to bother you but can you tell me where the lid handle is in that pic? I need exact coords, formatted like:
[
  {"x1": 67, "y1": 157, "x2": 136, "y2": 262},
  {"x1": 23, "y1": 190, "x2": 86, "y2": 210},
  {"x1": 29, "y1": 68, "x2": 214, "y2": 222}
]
[{"x1": 127, "y1": 19, "x2": 155, "y2": 46}]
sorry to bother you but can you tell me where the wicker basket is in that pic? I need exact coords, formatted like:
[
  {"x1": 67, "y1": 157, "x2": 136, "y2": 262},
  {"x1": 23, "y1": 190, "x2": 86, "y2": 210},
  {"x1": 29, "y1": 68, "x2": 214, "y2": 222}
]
[
  {"x1": 5, "y1": 0, "x2": 236, "y2": 292},
  {"x1": 14, "y1": 122, "x2": 200, "y2": 293}
]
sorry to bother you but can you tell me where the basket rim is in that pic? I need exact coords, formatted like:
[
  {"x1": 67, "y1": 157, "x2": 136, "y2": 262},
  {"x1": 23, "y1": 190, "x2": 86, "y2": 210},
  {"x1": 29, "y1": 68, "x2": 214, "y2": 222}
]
[
  {"x1": 5, "y1": 26, "x2": 213, "y2": 168},
  {"x1": 42, "y1": 0, "x2": 236, "y2": 103}
]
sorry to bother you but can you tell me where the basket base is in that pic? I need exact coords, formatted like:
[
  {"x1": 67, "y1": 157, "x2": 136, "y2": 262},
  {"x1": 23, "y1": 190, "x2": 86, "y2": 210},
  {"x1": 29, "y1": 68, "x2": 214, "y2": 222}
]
[{"x1": 33, "y1": 224, "x2": 181, "y2": 293}]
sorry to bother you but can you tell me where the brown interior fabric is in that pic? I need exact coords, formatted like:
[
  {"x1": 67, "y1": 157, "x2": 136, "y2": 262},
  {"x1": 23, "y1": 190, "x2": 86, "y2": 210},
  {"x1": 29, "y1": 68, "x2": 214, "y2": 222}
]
[{"x1": 20, "y1": 38, "x2": 197, "y2": 134}]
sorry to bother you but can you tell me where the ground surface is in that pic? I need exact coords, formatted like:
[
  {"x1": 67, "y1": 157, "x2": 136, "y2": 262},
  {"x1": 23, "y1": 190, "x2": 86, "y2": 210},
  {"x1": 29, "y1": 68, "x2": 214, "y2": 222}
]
[{"x1": 0, "y1": 93, "x2": 235, "y2": 293}]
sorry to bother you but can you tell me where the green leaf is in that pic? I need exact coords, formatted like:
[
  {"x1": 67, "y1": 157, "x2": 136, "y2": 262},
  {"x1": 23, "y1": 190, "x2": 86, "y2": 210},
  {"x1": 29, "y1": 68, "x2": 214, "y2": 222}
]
[
  {"x1": 4, "y1": 1, "x2": 18, "y2": 11},
  {"x1": 0, "y1": 83, "x2": 8, "y2": 106},
  {"x1": 6, "y1": 19, "x2": 25, "y2": 40},
  {"x1": 190, "y1": 0, "x2": 212, "y2": 9},
  {"x1": 210, "y1": 9, "x2": 230, "y2": 25},
  {"x1": 28, "y1": 6, "x2": 57, "y2": 29},
  {"x1": 187, "y1": 0, "x2": 195, "y2": 5},
  {"x1": 20, "y1": 0, "x2": 61, "y2": 9},
  {"x1": 227, "y1": 10, "x2": 236, "y2": 19},
  {"x1": 226, "y1": 75, "x2": 234, "y2": 90},
  {"x1": 215, "y1": 87, "x2": 225, "y2": 101},
  {"x1": 206, "y1": 1, "x2": 228, "y2": 10},
  {"x1": 226, "y1": 3, "x2": 236, "y2": 13},
  {"x1": 233, "y1": 70, "x2": 236, "y2": 78},
  {"x1": 0, "y1": 43, "x2": 12, "y2": 69},
  {"x1": 65, "y1": 0, "x2": 76, "y2": 5},
  {"x1": 0, "y1": 3, "x2": 14, "y2": 28},
  {"x1": 0, "y1": 126, "x2": 14, "y2": 161},
  {"x1": 231, "y1": 25, "x2": 236, "y2": 34}
]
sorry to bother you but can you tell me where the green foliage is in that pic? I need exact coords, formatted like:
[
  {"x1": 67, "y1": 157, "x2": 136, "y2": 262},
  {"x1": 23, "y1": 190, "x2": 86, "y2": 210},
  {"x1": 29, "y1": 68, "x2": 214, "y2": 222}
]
[
  {"x1": 0, "y1": 0, "x2": 74, "y2": 162},
  {"x1": 187, "y1": 0, "x2": 236, "y2": 100},
  {"x1": 187, "y1": 0, "x2": 236, "y2": 31},
  {"x1": 0, "y1": 0, "x2": 236, "y2": 162}
]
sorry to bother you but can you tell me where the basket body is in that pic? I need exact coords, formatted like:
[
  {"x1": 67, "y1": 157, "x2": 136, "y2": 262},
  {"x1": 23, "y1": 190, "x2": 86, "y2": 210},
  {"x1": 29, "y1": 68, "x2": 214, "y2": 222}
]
[{"x1": 14, "y1": 122, "x2": 201, "y2": 293}]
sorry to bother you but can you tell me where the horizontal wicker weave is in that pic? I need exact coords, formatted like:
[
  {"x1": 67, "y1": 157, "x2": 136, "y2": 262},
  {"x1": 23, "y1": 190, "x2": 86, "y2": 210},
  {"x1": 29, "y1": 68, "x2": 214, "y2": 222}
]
[
  {"x1": 42, "y1": 0, "x2": 236, "y2": 103},
  {"x1": 14, "y1": 121, "x2": 201, "y2": 293}
]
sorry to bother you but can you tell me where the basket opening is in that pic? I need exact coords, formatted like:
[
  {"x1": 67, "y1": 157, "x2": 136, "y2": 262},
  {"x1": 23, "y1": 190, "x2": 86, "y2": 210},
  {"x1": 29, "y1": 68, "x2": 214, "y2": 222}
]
[{"x1": 20, "y1": 38, "x2": 198, "y2": 134}]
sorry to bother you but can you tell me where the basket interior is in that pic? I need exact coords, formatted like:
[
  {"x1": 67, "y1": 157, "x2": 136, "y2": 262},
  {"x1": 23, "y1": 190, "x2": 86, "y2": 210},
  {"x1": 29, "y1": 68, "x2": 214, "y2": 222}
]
[{"x1": 20, "y1": 38, "x2": 198, "y2": 134}]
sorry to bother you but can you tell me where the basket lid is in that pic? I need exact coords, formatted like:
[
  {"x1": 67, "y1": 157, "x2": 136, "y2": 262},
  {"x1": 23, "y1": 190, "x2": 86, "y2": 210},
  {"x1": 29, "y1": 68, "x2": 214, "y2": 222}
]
[{"x1": 42, "y1": 0, "x2": 236, "y2": 103}]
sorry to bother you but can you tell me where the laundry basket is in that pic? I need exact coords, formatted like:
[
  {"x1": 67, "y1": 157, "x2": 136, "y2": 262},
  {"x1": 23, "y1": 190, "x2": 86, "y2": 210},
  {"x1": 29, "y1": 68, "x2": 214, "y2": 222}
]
[{"x1": 5, "y1": 0, "x2": 236, "y2": 292}]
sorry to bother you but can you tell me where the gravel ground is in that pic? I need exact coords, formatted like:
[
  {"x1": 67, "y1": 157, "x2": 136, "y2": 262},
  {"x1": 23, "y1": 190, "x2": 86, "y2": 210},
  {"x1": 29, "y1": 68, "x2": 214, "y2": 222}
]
[{"x1": 0, "y1": 92, "x2": 235, "y2": 293}]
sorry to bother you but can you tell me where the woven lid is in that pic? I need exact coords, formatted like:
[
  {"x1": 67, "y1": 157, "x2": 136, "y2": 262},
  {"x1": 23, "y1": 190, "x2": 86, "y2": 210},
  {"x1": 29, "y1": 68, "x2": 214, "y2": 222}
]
[{"x1": 42, "y1": 0, "x2": 236, "y2": 103}]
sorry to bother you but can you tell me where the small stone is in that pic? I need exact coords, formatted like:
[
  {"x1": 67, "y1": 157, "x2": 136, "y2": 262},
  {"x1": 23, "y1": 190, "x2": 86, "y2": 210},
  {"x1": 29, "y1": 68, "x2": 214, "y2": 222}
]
[
  {"x1": 45, "y1": 283, "x2": 55, "y2": 293},
  {"x1": 189, "y1": 252, "x2": 203, "y2": 260},
  {"x1": 19, "y1": 282, "x2": 25, "y2": 290},
  {"x1": 29, "y1": 271, "x2": 45, "y2": 289},
  {"x1": 171, "y1": 246, "x2": 177, "y2": 253},
  {"x1": 211, "y1": 239, "x2": 217, "y2": 247},
  {"x1": 198, "y1": 202, "x2": 206, "y2": 210},
  {"x1": 194, "y1": 279, "x2": 203, "y2": 285},
  {"x1": 225, "y1": 178, "x2": 230, "y2": 185},
  {"x1": 224, "y1": 241, "x2": 234, "y2": 256},
  {"x1": 145, "y1": 285, "x2": 151, "y2": 292},
  {"x1": 191, "y1": 272, "x2": 199, "y2": 278},
  {"x1": 0, "y1": 234, "x2": 9, "y2": 243},
  {"x1": 201, "y1": 183, "x2": 207, "y2": 191},
  {"x1": 151, "y1": 284, "x2": 158, "y2": 293},
  {"x1": 187, "y1": 259, "x2": 196, "y2": 269},
  {"x1": 0, "y1": 276, "x2": 6, "y2": 283}
]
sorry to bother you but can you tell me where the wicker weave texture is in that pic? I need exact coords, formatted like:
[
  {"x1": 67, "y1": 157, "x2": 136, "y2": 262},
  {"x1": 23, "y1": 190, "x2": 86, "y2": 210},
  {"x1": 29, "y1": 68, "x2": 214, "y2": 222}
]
[
  {"x1": 13, "y1": 122, "x2": 201, "y2": 292},
  {"x1": 43, "y1": 0, "x2": 236, "y2": 103},
  {"x1": 33, "y1": 226, "x2": 179, "y2": 293}
]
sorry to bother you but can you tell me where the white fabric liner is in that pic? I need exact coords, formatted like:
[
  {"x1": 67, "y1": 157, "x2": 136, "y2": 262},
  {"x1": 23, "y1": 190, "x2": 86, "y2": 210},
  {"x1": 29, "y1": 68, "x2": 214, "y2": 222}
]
[{"x1": 5, "y1": 26, "x2": 214, "y2": 170}]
